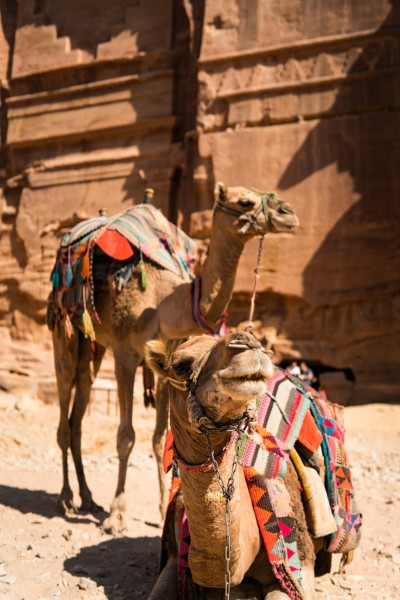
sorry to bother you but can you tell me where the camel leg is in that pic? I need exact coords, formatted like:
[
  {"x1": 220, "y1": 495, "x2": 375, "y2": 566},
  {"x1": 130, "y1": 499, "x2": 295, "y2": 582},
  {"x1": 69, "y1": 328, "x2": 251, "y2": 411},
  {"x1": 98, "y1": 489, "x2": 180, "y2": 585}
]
[
  {"x1": 53, "y1": 326, "x2": 79, "y2": 514},
  {"x1": 103, "y1": 347, "x2": 139, "y2": 533},
  {"x1": 69, "y1": 336, "x2": 106, "y2": 512},
  {"x1": 147, "y1": 558, "x2": 178, "y2": 600},
  {"x1": 153, "y1": 375, "x2": 169, "y2": 521}
]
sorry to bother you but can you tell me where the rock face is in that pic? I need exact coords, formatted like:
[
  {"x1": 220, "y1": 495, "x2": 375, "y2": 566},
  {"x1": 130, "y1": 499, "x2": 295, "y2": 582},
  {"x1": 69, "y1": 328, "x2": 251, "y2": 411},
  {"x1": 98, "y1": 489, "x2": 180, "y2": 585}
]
[{"x1": 0, "y1": 1, "x2": 399, "y2": 404}]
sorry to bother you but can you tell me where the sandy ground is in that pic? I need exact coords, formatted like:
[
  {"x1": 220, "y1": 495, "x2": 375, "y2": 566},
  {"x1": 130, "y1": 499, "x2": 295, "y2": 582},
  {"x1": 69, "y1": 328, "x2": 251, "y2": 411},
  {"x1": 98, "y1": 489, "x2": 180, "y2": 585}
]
[{"x1": 0, "y1": 371, "x2": 399, "y2": 600}]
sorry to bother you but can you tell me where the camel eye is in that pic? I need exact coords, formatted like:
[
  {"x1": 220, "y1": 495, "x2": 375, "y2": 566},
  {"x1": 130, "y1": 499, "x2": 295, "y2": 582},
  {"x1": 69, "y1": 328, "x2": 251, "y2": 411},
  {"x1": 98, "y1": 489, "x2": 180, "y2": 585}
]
[
  {"x1": 238, "y1": 199, "x2": 255, "y2": 209},
  {"x1": 172, "y1": 357, "x2": 194, "y2": 378}
]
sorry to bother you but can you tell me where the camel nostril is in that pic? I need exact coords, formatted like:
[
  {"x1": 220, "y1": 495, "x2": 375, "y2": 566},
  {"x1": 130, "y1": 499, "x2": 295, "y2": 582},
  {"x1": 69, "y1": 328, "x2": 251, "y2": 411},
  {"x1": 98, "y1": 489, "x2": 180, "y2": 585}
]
[
  {"x1": 280, "y1": 203, "x2": 294, "y2": 214},
  {"x1": 228, "y1": 332, "x2": 262, "y2": 350}
]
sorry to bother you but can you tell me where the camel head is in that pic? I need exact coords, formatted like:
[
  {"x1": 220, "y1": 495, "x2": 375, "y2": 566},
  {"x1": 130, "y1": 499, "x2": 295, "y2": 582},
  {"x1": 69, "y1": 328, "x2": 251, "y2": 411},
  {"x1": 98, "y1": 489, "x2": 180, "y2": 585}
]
[
  {"x1": 214, "y1": 182, "x2": 299, "y2": 238},
  {"x1": 145, "y1": 331, "x2": 274, "y2": 429}
]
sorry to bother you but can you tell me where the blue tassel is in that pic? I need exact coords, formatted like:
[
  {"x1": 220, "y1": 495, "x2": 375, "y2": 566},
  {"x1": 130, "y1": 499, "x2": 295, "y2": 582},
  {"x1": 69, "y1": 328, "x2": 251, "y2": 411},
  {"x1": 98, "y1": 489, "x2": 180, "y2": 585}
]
[
  {"x1": 51, "y1": 270, "x2": 61, "y2": 288},
  {"x1": 65, "y1": 264, "x2": 73, "y2": 288}
]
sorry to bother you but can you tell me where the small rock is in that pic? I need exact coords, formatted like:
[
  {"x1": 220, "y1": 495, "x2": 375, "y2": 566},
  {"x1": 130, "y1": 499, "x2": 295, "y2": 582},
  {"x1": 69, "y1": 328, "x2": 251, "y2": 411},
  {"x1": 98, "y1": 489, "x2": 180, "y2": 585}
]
[
  {"x1": 78, "y1": 577, "x2": 90, "y2": 590},
  {"x1": 78, "y1": 577, "x2": 96, "y2": 591},
  {"x1": 391, "y1": 553, "x2": 400, "y2": 565},
  {"x1": 0, "y1": 576, "x2": 16, "y2": 585},
  {"x1": 14, "y1": 394, "x2": 30, "y2": 413},
  {"x1": 62, "y1": 529, "x2": 73, "y2": 541},
  {"x1": 0, "y1": 565, "x2": 6, "y2": 577}
]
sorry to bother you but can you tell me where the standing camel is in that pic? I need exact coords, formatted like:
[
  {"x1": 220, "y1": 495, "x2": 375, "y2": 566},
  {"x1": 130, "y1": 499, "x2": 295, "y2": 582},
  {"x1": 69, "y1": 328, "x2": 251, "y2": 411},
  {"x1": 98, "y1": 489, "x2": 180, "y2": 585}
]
[
  {"x1": 49, "y1": 183, "x2": 299, "y2": 532},
  {"x1": 145, "y1": 331, "x2": 317, "y2": 600}
]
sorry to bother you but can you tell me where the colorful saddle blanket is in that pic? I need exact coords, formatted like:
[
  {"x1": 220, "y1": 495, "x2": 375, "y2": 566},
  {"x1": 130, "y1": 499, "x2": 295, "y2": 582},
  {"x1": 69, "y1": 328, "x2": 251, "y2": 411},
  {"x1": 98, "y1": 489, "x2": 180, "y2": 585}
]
[
  {"x1": 47, "y1": 204, "x2": 196, "y2": 336},
  {"x1": 164, "y1": 370, "x2": 362, "y2": 600},
  {"x1": 60, "y1": 204, "x2": 195, "y2": 276}
]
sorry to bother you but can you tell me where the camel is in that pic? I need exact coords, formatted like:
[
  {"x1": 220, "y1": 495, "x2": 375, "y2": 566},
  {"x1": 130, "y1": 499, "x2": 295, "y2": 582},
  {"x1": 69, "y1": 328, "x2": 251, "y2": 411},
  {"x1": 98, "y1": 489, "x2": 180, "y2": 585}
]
[
  {"x1": 145, "y1": 331, "x2": 321, "y2": 600},
  {"x1": 50, "y1": 183, "x2": 299, "y2": 532}
]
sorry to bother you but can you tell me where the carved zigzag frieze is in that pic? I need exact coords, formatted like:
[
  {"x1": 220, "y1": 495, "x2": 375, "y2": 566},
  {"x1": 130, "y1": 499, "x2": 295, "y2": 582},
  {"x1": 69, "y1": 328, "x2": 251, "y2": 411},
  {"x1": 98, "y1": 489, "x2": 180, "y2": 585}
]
[{"x1": 197, "y1": 29, "x2": 400, "y2": 130}]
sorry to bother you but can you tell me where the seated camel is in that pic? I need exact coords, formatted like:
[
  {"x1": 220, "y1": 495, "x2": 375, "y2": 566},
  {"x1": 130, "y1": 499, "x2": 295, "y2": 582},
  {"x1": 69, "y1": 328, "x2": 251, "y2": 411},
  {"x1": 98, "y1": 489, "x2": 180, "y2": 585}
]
[{"x1": 145, "y1": 331, "x2": 361, "y2": 600}]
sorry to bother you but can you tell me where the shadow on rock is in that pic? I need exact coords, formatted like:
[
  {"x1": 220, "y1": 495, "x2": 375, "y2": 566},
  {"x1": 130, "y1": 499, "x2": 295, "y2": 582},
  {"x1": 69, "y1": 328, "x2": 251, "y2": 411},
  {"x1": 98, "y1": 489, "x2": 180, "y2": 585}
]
[
  {"x1": 0, "y1": 484, "x2": 101, "y2": 524},
  {"x1": 64, "y1": 536, "x2": 160, "y2": 599}
]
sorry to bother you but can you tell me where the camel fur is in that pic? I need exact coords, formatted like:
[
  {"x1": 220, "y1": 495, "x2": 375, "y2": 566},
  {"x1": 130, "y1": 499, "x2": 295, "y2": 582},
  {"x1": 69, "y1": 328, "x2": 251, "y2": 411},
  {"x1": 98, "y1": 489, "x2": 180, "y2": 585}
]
[
  {"x1": 50, "y1": 183, "x2": 299, "y2": 532},
  {"x1": 145, "y1": 332, "x2": 322, "y2": 600}
]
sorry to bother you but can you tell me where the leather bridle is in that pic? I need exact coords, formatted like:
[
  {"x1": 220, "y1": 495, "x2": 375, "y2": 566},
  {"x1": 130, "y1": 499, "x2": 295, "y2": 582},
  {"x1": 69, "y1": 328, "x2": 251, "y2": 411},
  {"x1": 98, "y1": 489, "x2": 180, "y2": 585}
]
[
  {"x1": 166, "y1": 342, "x2": 257, "y2": 435},
  {"x1": 214, "y1": 192, "x2": 277, "y2": 235}
]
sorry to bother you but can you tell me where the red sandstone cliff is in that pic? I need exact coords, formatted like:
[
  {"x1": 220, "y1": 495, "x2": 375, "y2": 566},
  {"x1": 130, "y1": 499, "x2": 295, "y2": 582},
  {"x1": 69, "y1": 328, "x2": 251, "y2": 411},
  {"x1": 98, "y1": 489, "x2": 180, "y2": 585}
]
[{"x1": 0, "y1": 0, "x2": 399, "y2": 404}]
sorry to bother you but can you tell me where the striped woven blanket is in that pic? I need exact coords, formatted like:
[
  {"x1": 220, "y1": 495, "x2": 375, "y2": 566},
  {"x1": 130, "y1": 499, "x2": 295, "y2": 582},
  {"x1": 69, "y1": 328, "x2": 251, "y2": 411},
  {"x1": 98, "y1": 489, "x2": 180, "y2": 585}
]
[
  {"x1": 239, "y1": 369, "x2": 310, "y2": 599},
  {"x1": 165, "y1": 369, "x2": 362, "y2": 600},
  {"x1": 48, "y1": 204, "x2": 196, "y2": 337},
  {"x1": 61, "y1": 204, "x2": 195, "y2": 277}
]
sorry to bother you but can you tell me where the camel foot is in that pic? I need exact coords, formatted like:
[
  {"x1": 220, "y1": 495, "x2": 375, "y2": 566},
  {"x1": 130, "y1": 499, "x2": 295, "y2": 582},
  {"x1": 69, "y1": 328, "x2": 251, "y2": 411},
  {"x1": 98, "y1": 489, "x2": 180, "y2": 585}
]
[
  {"x1": 56, "y1": 495, "x2": 78, "y2": 515},
  {"x1": 102, "y1": 494, "x2": 129, "y2": 533},
  {"x1": 79, "y1": 499, "x2": 104, "y2": 514},
  {"x1": 102, "y1": 510, "x2": 129, "y2": 534}
]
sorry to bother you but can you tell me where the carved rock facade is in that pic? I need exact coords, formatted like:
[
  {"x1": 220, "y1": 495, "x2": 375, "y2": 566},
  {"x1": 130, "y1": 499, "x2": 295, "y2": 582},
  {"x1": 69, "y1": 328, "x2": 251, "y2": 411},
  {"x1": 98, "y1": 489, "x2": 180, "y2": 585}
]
[{"x1": 0, "y1": 1, "x2": 399, "y2": 404}]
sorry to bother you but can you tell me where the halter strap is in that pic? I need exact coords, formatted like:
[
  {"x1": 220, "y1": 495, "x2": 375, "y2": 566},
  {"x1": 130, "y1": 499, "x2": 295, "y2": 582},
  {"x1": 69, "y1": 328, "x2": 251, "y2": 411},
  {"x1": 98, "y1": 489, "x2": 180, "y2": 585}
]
[
  {"x1": 214, "y1": 191, "x2": 275, "y2": 235},
  {"x1": 165, "y1": 344, "x2": 215, "y2": 393},
  {"x1": 165, "y1": 339, "x2": 256, "y2": 434},
  {"x1": 191, "y1": 277, "x2": 227, "y2": 337}
]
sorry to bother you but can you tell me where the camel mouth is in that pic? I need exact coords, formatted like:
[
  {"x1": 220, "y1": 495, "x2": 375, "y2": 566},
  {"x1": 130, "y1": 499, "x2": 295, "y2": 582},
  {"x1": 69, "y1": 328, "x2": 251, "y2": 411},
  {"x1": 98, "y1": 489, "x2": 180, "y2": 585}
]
[
  {"x1": 218, "y1": 376, "x2": 268, "y2": 399},
  {"x1": 218, "y1": 362, "x2": 272, "y2": 398},
  {"x1": 221, "y1": 371, "x2": 269, "y2": 383},
  {"x1": 219, "y1": 360, "x2": 272, "y2": 382},
  {"x1": 269, "y1": 216, "x2": 299, "y2": 233}
]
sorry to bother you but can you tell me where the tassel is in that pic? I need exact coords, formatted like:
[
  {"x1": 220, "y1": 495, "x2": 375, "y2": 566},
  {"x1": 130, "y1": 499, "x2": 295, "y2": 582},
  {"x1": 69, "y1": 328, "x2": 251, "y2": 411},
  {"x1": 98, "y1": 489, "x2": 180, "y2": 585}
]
[
  {"x1": 82, "y1": 309, "x2": 96, "y2": 341},
  {"x1": 82, "y1": 249, "x2": 91, "y2": 281},
  {"x1": 139, "y1": 258, "x2": 148, "y2": 291},
  {"x1": 64, "y1": 313, "x2": 75, "y2": 339},
  {"x1": 65, "y1": 247, "x2": 73, "y2": 287},
  {"x1": 65, "y1": 264, "x2": 73, "y2": 288},
  {"x1": 51, "y1": 270, "x2": 61, "y2": 288},
  {"x1": 338, "y1": 551, "x2": 354, "y2": 574}
]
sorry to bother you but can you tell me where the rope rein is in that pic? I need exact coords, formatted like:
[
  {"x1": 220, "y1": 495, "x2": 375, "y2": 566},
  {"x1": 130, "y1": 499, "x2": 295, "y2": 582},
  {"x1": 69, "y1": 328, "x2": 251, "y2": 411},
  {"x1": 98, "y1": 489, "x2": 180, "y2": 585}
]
[{"x1": 246, "y1": 234, "x2": 264, "y2": 332}]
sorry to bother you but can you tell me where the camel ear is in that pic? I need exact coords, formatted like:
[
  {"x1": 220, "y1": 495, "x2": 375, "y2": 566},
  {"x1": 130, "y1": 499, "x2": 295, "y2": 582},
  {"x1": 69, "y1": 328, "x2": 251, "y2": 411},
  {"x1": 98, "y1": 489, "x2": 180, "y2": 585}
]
[
  {"x1": 215, "y1": 181, "x2": 228, "y2": 203},
  {"x1": 144, "y1": 340, "x2": 169, "y2": 377}
]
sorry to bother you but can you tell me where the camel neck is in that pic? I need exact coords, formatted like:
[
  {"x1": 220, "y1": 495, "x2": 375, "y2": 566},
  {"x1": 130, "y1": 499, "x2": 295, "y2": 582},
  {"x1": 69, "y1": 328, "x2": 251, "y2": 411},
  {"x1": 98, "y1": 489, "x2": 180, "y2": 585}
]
[
  {"x1": 198, "y1": 210, "x2": 244, "y2": 327},
  {"x1": 170, "y1": 406, "x2": 260, "y2": 588},
  {"x1": 177, "y1": 440, "x2": 261, "y2": 588},
  {"x1": 157, "y1": 209, "x2": 245, "y2": 339}
]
